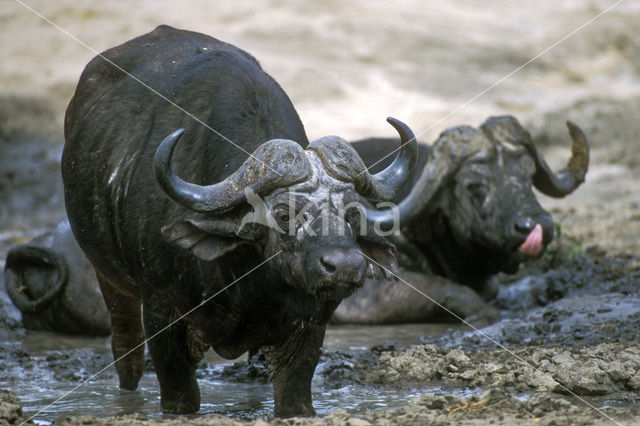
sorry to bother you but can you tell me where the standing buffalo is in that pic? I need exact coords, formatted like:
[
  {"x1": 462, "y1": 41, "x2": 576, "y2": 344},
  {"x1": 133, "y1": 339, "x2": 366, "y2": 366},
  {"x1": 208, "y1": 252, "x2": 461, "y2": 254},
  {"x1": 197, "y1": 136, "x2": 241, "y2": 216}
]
[
  {"x1": 62, "y1": 25, "x2": 416, "y2": 416},
  {"x1": 3, "y1": 219, "x2": 110, "y2": 335},
  {"x1": 334, "y1": 115, "x2": 589, "y2": 325}
]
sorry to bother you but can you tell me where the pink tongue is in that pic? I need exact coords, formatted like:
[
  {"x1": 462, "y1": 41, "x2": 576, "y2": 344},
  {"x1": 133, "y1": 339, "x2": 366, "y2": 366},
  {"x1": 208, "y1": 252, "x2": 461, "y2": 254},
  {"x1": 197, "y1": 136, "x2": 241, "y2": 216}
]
[{"x1": 518, "y1": 223, "x2": 543, "y2": 256}]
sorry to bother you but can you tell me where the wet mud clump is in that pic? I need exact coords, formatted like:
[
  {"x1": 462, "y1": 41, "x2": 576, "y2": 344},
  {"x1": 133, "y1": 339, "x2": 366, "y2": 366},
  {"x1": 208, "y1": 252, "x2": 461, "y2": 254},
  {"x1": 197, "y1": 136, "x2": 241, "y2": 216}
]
[
  {"x1": 0, "y1": 389, "x2": 27, "y2": 425},
  {"x1": 0, "y1": 389, "x2": 26, "y2": 425},
  {"x1": 359, "y1": 389, "x2": 640, "y2": 426},
  {"x1": 370, "y1": 342, "x2": 640, "y2": 397}
]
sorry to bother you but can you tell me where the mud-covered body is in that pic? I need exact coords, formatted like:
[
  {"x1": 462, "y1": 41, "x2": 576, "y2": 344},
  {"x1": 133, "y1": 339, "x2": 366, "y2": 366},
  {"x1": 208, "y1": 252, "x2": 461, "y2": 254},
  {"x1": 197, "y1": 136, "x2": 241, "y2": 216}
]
[
  {"x1": 336, "y1": 116, "x2": 589, "y2": 324},
  {"x1": 3, "y1": 219, "x2": 110, "y2": 335},
  {"x1": 62, "y1": 26, "x2": 415, "y2": 416}
]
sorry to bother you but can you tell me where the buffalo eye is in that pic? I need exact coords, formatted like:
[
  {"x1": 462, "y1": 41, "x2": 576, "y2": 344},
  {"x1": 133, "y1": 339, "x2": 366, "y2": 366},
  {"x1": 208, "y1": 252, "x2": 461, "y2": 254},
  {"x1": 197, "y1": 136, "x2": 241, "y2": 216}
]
[
  {"x1": 275, "y1": 210, "x2": 291, "y2": 226},
  {"x1": 345, "y1": 206, "x2": 361, "y2": 223},
  {"x1": 343, "y1": 206, "x2": 363, "y2": 234}
]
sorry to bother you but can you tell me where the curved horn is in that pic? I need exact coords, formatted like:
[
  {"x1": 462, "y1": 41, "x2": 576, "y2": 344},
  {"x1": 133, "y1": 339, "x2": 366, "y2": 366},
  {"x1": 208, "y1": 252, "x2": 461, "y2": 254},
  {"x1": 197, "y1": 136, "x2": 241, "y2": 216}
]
[
  {"x1": 361, "y1": 117, "x2": 418, "y2": 200},
  {"x1": 154, "y1": 128, "x2": 311, "y2": 213},
  {"x1": 308, "y1": 117, "x2": 418, "y2": 201},
  {"x1": 5, "y1": 245, "x2": 69, "y2": 315},
  {"x1": 529, "y1": 121, "x2": 590, "y2": 198}
]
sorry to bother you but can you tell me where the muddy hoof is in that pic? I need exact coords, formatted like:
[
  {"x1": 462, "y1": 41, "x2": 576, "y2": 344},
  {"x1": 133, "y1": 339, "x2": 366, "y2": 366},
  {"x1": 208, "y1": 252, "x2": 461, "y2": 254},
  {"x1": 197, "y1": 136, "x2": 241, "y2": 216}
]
[
  {"x1": 275, "y1": 404, "x2": 316, "y2": 418},
  {"x1": 160, "y1": 398, "x2": 200, "y2": 414},
  {"x1": 118, "y1": 377, "x2": 141, "y2": 391}
]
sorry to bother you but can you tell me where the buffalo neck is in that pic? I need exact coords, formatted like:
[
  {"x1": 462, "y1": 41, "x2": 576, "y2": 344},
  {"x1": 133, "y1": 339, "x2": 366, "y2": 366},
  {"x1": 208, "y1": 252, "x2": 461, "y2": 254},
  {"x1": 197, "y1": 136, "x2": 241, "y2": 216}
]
[{"x1": 411, "y1": 215, "x2": 494, "y2": 292}]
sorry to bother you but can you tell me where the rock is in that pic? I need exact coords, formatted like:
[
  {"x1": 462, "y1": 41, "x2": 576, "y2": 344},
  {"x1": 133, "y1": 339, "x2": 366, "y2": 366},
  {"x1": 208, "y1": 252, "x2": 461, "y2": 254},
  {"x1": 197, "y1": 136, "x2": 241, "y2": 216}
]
[
  {"x1": 0, "y1": 389, "x2": 26, "y2": 425},
  {"x1": 527, "y1": 392, "x2": 573, "y2": 416},
  {"x1": 345, "y1": 418, "x2": 371, "y2": 426}
]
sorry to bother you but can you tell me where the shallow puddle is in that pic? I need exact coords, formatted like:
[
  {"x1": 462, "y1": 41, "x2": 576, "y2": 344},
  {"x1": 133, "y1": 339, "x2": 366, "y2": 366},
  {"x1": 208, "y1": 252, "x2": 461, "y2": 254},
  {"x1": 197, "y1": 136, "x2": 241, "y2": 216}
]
[
  {"x1": 3, "y1": 323, "x2": 468, "y2": 423},
  {"x1": 15, "y1": 369, "x2": 473, "y2": 424}
]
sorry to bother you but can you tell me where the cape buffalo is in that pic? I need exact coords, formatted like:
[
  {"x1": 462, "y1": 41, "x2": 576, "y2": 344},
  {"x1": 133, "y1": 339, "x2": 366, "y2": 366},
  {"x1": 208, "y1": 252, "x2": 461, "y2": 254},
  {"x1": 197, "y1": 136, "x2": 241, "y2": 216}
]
[
  {"x1": 3, "y1": 219, "x2": 110, "y2": 335},
  {"x1": 62, "y1": 25, "x2": 416, "y2": 416},
  {"x1": 334, "y1": 115, "x2": 589, "y2": 325}
]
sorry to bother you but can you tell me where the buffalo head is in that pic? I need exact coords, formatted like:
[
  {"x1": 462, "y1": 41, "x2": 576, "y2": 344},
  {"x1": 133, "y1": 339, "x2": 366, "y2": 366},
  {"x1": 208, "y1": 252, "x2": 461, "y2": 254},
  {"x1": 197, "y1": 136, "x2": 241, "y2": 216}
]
[
  {"x1": 4, "y1": 219, "x2": 111, "y2": 335},
  {"x1": 367, "y1": 115, "x2": 589, "y2": 284},
  {"x1": 155, "y1": 117, "x2": 416, "y2": 305}
]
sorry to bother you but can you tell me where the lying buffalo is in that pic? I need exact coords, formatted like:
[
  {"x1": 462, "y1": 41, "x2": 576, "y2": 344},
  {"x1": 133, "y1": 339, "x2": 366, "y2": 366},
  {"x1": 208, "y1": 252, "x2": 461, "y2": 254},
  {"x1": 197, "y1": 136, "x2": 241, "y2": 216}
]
[
  {"x1": 62, "y1": 25, "x2": 416, "y2": 416},
  {"x1": 3, "y1": 219, "x2": 110, "y2": 335},
  {"x1": 334, "y1": 115, "x2": 589, "y2": 325}
]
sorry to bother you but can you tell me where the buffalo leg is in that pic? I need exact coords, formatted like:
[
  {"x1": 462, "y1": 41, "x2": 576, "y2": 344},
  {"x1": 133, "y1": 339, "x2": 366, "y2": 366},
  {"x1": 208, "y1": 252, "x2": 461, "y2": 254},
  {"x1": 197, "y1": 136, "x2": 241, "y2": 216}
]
[
  {"x1": 333, "y1": 270, "x2": 499, "y2": 326},
  {"x1": 432, "y1": 276, "x2": 501, "y2": 327},
  {"x1": 262, "y1": 320, "x2": 325, "y2": 417},
  {"x1": 96, "y1": 273, "x2": 144, "y2": 390},
  {"x1": 142, "y1": 291, "x2": 200, "y2": 414}
]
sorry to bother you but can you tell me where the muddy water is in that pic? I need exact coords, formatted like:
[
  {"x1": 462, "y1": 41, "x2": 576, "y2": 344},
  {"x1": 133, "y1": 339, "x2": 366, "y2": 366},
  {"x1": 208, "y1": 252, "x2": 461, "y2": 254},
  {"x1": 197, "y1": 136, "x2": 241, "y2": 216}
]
[{"x1": 3, "y1": 324, "x2": 465, "y2": 423}]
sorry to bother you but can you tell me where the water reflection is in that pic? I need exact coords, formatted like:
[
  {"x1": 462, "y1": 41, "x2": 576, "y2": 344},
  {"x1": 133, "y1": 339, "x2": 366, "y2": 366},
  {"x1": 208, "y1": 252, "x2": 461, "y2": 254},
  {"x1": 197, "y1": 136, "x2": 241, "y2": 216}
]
[
  {"x1": 323, "y1": 323, "x2": 466, "y2": 351},
  {"x1": 6, "y1": 323, "x2": 465, "y2": 423},
  {"x1": 17, "y1": 370, "x2": 441, "y2": 423}
]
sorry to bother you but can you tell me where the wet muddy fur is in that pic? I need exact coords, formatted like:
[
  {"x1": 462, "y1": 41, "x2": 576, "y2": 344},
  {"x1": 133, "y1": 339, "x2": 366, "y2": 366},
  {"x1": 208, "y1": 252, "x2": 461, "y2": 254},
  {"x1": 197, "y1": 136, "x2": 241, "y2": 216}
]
[{"x1": 60, "y1": 26, "x2": 415, "y2": 417}]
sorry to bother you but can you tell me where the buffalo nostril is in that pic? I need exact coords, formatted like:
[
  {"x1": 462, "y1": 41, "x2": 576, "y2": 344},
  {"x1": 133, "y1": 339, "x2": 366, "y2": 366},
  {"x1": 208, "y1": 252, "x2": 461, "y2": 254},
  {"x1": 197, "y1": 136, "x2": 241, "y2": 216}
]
[
  {"x1": 318, "y1": 251, "x2": 366, "y2": 278},
  {"x1": 319, "y1": 256, "x2": 337, "y2": 274},
  {"x1": 514, "y1": 217, "x2": 536, "y2": 234}
]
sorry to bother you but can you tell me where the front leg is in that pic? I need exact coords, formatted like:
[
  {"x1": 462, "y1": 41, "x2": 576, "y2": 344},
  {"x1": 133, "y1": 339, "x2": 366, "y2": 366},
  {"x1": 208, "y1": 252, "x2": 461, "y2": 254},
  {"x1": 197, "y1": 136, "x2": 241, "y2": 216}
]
[
  {"x1": 261, "y1": 320, "x2": 325, "y2": 417},
  {"x1": 142, "y1": 292, "x2": 200, "y2": 414},
  {"x1": 430, "y1": 273, "x2": 500, "y2": 327}
]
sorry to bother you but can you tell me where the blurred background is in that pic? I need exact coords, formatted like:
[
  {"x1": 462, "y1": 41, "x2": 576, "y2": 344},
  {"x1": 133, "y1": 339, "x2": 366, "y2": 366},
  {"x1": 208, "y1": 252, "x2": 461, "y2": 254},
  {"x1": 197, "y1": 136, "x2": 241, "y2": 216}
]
[{"x1": 1, "y1": 0, "x2": 639, "y2": 261}]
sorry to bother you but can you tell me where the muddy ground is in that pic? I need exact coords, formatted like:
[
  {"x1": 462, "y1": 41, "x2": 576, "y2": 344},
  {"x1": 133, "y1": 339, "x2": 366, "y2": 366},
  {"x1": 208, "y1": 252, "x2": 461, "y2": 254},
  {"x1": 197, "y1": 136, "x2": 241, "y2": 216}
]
[{"x1": 1, "y1": 1, "x2": 640, "y2": 425}]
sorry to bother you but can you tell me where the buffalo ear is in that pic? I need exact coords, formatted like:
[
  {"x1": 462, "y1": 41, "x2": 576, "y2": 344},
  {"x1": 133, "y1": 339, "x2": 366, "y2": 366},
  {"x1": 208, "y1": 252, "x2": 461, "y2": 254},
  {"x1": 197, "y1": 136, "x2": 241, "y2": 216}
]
[
  {"x1": 162, "y1": 216, "x2": 257, "y2": 261},
  {"x1": 357, "y1": 232, "x2": 399, "y2": 280}
]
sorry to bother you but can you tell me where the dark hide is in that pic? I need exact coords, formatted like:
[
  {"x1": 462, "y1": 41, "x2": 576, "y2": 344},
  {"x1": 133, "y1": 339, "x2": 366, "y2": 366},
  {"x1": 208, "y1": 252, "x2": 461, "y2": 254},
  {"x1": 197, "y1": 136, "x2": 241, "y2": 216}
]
[
  {"x1": 3, "y1": 219, "x2": 110, "y2": 335},
  {"x1": 62, "y1": 26, "x2": 412, "y2": 417},
  {"x1": 335, "y1": 116, "x2": 588, "y2": 325}
]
